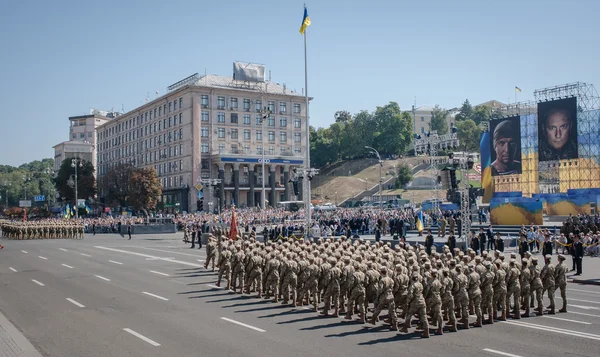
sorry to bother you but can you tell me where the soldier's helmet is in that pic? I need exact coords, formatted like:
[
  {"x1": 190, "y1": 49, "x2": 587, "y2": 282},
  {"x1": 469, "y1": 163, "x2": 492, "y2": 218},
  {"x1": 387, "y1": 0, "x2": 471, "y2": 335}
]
[{"x1": 558, "y1": 254, "x2": 565, "y2": 261}]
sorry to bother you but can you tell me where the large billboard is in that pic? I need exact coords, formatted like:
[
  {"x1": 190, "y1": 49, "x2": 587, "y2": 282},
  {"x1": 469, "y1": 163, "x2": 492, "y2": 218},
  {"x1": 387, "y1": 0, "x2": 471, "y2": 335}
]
[
  {"x1": 490, "y1": 116, "x2": 522, "y2": 176},
  {"x1": 537, "y1": 97, "x2": 578, "y2": 162}
]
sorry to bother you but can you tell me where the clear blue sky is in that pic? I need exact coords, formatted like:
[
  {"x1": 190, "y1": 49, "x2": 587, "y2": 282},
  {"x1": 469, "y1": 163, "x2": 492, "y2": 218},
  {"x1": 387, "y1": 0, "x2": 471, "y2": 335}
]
[{"x1": 0, "y1": 0, "x2": 598, "y2": 166}]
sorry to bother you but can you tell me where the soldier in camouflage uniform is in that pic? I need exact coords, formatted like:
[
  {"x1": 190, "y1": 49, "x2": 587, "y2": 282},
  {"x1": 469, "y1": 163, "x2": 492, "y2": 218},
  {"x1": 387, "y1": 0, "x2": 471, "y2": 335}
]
[
  {"x1": 554, "y1": 254, "x2": 567, "y2": 313},
  {"x1": 230, "y1": 245, "x2": 245, "y2": 293},
  {"x1": 541, "y1": 255, "x2": 556, "y2": 315},
  {"x1": 400, "y1": 272, "x2": 429, "y2": 338},
  {"x1": 467, "y1": 264, "x2": 483, "y2": 327},
  {"x1": 441, "y1": 267, "x2": 457, "y2": 332},
  {"x1": 454, "y1": 265, "x2": 470, "y2": 329},
  {"x1": 506, "y1": 259, "x2": 521, "y2": 319},
  {"x1": 520, "y1": 259, "x2": 531, "y2": 317},
  {"x1": 480, "y1": 260, "x2": 495, "y2": 324},
  {"x1": 344, "y1": 263, "x2": 366, "y2": 323},
  {"x1": 529, "y1": 257, "x2": 544, "y2": 315},
  {"x1": 426, "y1": 269, "x2": 444, "y2": 335},
  {"x1": 321, "y1": 257, "x2": 341, "y2": 317},
  {"x1": 216, "y1": 243, "x2": 232, "y2": 289},
  {"x1": 370, "y1": 266, "x2": 398, "y2": 330}
]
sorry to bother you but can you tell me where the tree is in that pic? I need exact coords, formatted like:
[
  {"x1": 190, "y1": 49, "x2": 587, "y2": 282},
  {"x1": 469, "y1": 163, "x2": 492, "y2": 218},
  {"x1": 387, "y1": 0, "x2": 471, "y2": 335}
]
[
  {"x1": 372, "y1": 102, "x2": 413, "y2": 157},
  {"x1": 395, "y1": 163, "x2": 413, "y2": 188},
  {"x1": 455, "y1": 99, "x2": 473, "y2": 122},
  {"x1": 334, "y1": 110, "x2": 352, "y2": 124},
  {"x1": 54, "y1": 159, "x2": 96, "y2": 205},
  {"x1": 472, "y1": 106, "x2": 490, "y2": 125},
  {"x1": 101, "y1": 163, "x2": 135, "y2": 207},
  {"x1": 430, "y1": 105, "x2": 449, "y2": 135},
  {"x1": 129, "y1": 168, "x2": 162, "y2": 215},
  {"x1": 454, "y1": 119, "x2": 481, "y2": 152}
]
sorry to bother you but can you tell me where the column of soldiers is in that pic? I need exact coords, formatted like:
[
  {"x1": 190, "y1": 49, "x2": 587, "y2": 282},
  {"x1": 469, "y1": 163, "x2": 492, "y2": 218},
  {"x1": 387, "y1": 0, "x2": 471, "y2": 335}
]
[
  {"x1": 0, "y1": 221, "x2": 84, "y2": 239},
  {"x1": 204, "y1": 228, "x2": 568, "y2": 338}
]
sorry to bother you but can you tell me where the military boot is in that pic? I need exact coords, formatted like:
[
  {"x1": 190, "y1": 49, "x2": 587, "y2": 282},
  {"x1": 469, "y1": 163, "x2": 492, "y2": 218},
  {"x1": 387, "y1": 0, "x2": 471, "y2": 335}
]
[
  {"x1": 359, "y1": 313, "x2": 366, "y2": 324},
  {"x1": 548, "y1": 308, "x2": 556, "y2": 315},
  {"x1": 513, "y1": 308, "x2": 521, "y2": 319},
  {"x1": 333, "y1": 308, "x2": 339, "y2": 317},
  {"x1": 536, "y1": 307, "x2": 543, "y2": 316},
  {"x1": 436, "y1": 324, "x2": 443, "y2": 335},
  {"x1": 390, "y1": 321, "x2": 398, "y2": 331},
  {"x1": 462, "y1": 317, "x2": 470, "y2": 329},
  {"x1": 559, "y1": 302, "x2": 567, "y2": 313},
  {"x1": 399, "y1": 326, "x2": 409, "y2": 333},
  {"x1": 448, "y1": 321, "x2": 457, "y2": 332},
  {"x1": 473, "y1": 316, "x2": 483, "y2": 327},
  {"x1": 369, "y1": 316, "x2": 377, "y2": 325},
  {"x1": 421, "y1": 328, "x2": 430, "y2": 338},
  {"x1": 487, "y1": 315, "x2": 494, "y2": 324}
]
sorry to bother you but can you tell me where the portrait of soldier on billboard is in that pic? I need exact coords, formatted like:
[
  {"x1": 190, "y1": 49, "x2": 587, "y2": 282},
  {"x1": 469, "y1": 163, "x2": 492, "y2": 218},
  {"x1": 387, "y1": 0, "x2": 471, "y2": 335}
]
[
  {"x1": 538, "y1": 97, "x2": 578, "y2": 162},
  {"x1": 490, "y1": 117, "x2": 522, "y2": 176}
]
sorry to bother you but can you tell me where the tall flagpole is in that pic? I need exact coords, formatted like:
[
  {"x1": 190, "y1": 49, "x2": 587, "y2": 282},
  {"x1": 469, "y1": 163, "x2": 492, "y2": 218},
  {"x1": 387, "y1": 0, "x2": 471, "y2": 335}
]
[{"x1": 304, "y1": 28, "x2": 312, "y2": 238}]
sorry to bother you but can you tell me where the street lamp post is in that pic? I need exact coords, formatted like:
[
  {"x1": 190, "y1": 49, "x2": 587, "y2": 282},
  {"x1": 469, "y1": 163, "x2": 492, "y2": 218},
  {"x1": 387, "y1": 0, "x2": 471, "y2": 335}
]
[
  {"x1": 365, "y1": 146, "x2": 383, "y2": 214},
  {"x1": 259, "y1": 106, "x2": 272, "y2": 210},
  {"x1": 71, "y1": 159, "x2": 83, "y2": 219}
]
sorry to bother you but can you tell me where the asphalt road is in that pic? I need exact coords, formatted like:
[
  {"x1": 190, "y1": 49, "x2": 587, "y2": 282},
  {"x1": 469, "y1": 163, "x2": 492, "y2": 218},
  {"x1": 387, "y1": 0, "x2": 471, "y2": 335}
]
[{"x1": 0, "y1": 234, "x2": 599, "y2": 357}]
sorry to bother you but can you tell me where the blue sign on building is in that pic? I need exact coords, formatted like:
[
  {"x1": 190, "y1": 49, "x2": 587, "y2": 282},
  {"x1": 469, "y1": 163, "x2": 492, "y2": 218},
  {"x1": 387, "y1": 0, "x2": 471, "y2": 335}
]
[
  {"x1": 220, "y1": 157, "x2": 304, "y2": 165},
  {"x1": 34, "y1": 195, "x2": 46, "y2": 202}
]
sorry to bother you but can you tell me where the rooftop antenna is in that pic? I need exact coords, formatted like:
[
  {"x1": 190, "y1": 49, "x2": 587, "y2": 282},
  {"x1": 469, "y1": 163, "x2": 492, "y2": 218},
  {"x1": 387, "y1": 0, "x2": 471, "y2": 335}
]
[
  {"x1": 269, "y1": 70, "x2": 271, "y2": 81},
  {"x1": 121, "y1": 104, "x2": 124, "y2": 112}
]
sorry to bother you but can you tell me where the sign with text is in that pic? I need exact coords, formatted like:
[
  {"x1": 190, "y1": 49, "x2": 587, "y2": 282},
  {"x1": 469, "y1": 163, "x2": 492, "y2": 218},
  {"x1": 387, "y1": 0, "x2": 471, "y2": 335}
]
[
  {"x1": 34, "y1": 195, "x2": 46, "y2": 202},
  {"x1": 19, "y1": 200, "x2": 32, "y2": 208}
]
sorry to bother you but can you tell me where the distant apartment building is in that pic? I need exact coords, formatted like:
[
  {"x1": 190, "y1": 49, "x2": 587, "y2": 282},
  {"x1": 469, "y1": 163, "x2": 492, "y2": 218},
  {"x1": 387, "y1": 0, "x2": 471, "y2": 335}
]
[
  {"x1": 96, "y1": 65, "x2": 309, "y2": 213},
  {"x1": 412, "y1": 106, "x2": 456, "y2": 135}
]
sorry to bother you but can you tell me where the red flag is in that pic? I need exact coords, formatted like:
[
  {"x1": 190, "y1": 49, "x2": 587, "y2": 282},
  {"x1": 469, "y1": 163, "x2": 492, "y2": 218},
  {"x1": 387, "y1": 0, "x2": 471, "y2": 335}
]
[{"x1": 228, "y1": 206, "x2": 238, "y2": 240}]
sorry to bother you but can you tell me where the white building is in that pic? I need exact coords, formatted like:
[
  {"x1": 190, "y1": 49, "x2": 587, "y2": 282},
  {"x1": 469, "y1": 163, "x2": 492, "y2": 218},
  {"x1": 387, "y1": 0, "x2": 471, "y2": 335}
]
[
  {"x1": 96, "y1": 66, "x2": 309, "y2": 213},
  {"x1": 412, "y1": 106, "x2": 456, "y2": 135}
]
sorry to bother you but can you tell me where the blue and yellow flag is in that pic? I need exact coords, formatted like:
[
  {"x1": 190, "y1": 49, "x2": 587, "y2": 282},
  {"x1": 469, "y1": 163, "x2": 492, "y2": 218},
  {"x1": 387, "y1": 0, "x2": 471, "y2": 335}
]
[
  {"x1": 480, "y1": 131, "x2": 495, "y2": 203},
  {"x1": 515, "y1": 86, "x2": 522, "y2": 93},
  {"x1": 416, "y1": 210, "x2": 424, "y2": 232},
  {"x1": 299, "y1": 6, "x2": 311, "y2": 34}
]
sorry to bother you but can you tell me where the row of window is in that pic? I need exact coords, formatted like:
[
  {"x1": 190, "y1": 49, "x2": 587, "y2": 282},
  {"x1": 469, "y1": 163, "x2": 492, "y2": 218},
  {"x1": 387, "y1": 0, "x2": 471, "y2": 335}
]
[
  {"x1": 200, "y1": 144, "x2": 301, "y2": 156},
  {"x1": 159, "y1": 175, "x2": 184, "y2": 189},
  {"x1": 100, "y1": 142, "x2": 185, "y2": 165},
  {"x1": 201, "y1": 96, "x2": 302, "y2": 114},
  {"x1": 154, "y1": 160, "x2": 183, "y2": 177},
  {"x1": 201, "y1": 111, "x2": 302, "y2": 128},
  {"x1": 100, "y1": 126, "x2": 184, "y2": 152},
  {"x1": 203, "y1": 128, "x2": 301, "y2": 143}
]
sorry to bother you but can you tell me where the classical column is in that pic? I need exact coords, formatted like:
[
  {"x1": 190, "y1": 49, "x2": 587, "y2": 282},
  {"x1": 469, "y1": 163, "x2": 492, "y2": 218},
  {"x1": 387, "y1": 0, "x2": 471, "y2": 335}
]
[
  {"x1": 283, "y1": 165, "x2": 290, "y2": 201},
  {"x1": 269, "y1": 164, "x2": 277, "y2": 207},
  {"x1": 218, "y1": 162, "x2": 225, "y2": 211},
  {"x1": 248, "y1": 164, "x2": 256, "y2": 207},
  {"x1": 233, "y1": 163, "x2": 240, "y2": 206}
]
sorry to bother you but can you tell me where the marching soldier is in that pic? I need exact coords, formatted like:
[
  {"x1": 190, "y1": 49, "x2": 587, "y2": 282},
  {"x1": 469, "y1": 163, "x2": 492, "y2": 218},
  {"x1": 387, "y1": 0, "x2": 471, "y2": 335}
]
[
  {"x1": 541, "y1": 255, "x2": 556, "y2": 315},
  {"x1": 555, "y1": 254, "x2": 568, "y2": 313}
]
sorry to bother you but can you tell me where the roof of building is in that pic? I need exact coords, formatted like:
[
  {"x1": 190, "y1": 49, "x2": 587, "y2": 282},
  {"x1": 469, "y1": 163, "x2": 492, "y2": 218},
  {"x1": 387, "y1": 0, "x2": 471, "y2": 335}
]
[
  {"x1": 52, "y1": 140, "x2": 94, "y2": 149},
  {"x1": 193, "y1": 74, "x2": 306, "y2": 98},
  {"x1": 475, "y1": 100, "x2": 506, "y2": 108},
  {"x1": 415, "y1": 106, "x2": 434, "y2": 112}
]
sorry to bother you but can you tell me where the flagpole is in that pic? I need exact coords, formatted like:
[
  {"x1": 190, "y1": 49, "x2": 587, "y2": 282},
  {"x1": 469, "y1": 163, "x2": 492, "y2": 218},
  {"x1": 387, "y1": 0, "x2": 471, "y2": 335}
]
[
  {"x1": 303, "y1": 29, "x2": 312, "y2": 239},
  {"x1": 515, "y1": 87, "x2": 517, "y2": 105}
]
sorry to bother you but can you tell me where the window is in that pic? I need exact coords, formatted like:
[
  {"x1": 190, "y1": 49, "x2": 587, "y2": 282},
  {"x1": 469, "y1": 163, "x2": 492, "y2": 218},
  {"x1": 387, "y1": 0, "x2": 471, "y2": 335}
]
[
  {"x1": 217, "y1": 96, "x2": 225, "y2": 109},
  {"x1": 256, "y1": 130, "x2": 263, "y2": 140},
  {"x1": 163, "y1": 119, "x2": 166, "y2": 129},
  {"x1": 154, "y1": 108, "x2": 157, "y2": 118},
  {"x1": 201, "y1": 127, "x2": 208, "y2": 137},
  {"x1": 179, "y1": 97, "x2": 183, "y2": 109},
  {"x1": 173, "y1": 176, "x2": 178, "y2": 187},
  {"x1": 243, "y1": 114, "x2": 251, "y2": 125},
  {"x1": 294, "y1": 103, "x2": 301, "y2": 114},
  {"x1": 80, "y1": 133, "x2": 85, "y2": 138},
  {"x1": 87, "y1": 132, "x2": 93, "y2": 137},
  {"x1": 218, "y1": 144, "x2": 225, "y2": 154},
  {"x1": 179, "y1": 128, "x2": 182, "y2": 140},
  {"x1": 168, "y1": 132, "x2": 172, "y2": 143},
  {"x1": 243, "y1": 99, "x2": 251, "y2": 110},
  {"x1": 218, "y1": 128, "x2": 225, "y2": 138},
  {"x1": 268, "y1": 146, "x2": 275, "y2": 155},
  {"x1": 420, "y1": 117, "x2": 425, "y2": 122},
  {"x1": 217, "y1": 112, "x2": 225, "y2": 123},
  {"x1": 280, "y1": 146, "x2": 287, "y2": 154},
  {"x1": 201, "y1": 95, "x2": 209, "y2": 107},
  {"x1": 179, "y1": 160, "x2": 182, "y2": 171},
  {"x1": 255, "y1": 100, "x2": 262, "y2": 112},
  {"x1": 267, "y1": 101, "x2": 275, "y2": 112},
  {"x1": 279, "y1": 102, "x2": 287, "y2": 113},
  {"x1": 294, "y1": 132, "x2": 301, "y2": 142},
  {"x1": 169, "y1": 102, "x2": 172, "y2": 113},
  {"x1": 154, "y1": 123, "x2": 157, "y2": 132},
  {"x1": 294, "y1": 118, "x2": 301, "y2": 128},
  {"x1": 230, "y1": 97, "x2": 238, "y2": 109},
  {"x1": 268, "y1": 131, "x2": 275, "y2": 141},
  {"x1": 267, "y1": 116, "x2": 275, "y2": 127},
  {"x1": 231, "y1": 129, "x2": 238, "y2": 139},
  {"x1": 201, "y1": 111, "x2": 209, "y2": 121},
  {"x1": 169, "y1": 147, "x2": 172, "y2": 158},
  {"x1": 294, "y1": 147, "x2": 302, "y2": 155},
  {"x1": 231, "y1": 145, "x2": 238, "y2": 154},
  {"x1": 169, "y1": 117, "x2": 172, "y2": 128},
  {"x1": 243, "y1": 146, "x2": 250, "y2": 154},
  {"x1": 243, "y1": 129, "x2": 251, "y2": 140},
  {"x1": 179, "y1": 113, "x2": 182, "y2": 124},
  {"x1": 201, "y1": 143, "x2": 209, "y2": 153},
  {"x1": 255, "y1": 115, "x2": 262, "y2": 125},
  {"x1": 257, "y1": 146, "x2": 263, "y2": 154},
  {"x1": 280, "y1": 117, "x2": 287, "y2": 127},
  {"x1": 174, "y1": 130, "x2": 178, "y2": 141},
  {"x1": 231, "y1": 113, "x2": 238, "y2": 124},
  {"x1": 280, "y1": 131, "x2": 287, "y2": 142},
  {"x1": 421, "y1": 127, "x2": 425, "y2": 133}
]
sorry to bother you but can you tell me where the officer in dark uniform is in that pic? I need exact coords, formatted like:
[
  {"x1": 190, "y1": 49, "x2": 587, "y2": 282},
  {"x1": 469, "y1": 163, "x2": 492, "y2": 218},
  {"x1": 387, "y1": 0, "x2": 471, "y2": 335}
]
[
  {"x1": 519, "y1": 234, "x2": 529, "y2": 259},
  {"x1": 495, "y1": 232, "x2": 504, "y2": 252},
  {"x1": 478, "y1": 228, "x2": 487, "y2": 255},
  {"x1": 573, "y1": 236, "x2": 584, "y2": 276},
  {"x1": 425, "y1": 229, "x2": 434, "y2": 255},
  {"x1": 446, "y1": 234, "x2": 456, "y2": 254}
]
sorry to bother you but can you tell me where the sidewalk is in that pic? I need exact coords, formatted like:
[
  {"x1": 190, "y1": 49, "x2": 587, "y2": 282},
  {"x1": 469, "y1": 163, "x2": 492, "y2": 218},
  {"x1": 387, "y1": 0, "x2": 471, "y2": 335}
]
[
  {"x1": 568, "y1": 256, "x2": 600, "y2": 286},
  {"x1": 0, "y1": 310, "x2": 42, "y2": 357}
]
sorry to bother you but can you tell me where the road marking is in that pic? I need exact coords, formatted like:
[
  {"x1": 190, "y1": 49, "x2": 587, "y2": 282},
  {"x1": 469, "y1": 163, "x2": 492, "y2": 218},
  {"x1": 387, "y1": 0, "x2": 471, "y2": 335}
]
[
  {"x1": 197, "y1": 259, "x2": 205, "y2": 263},
  {"x1": 570, "y1": 304, "x2": 600, "y2": 311},
  {"x1": 542, "y1": 316, "x2": 592, "y2": 325},
  {"x1": 80, "y1": 253, "x2": 91, "y2": 257},
  {"x1": 206, "y1": 284, "x2": 224, "y2": 289},
  {"x1": 94, "y1": 275, "x2": 111, "y2": 282},
  {"x1": 569, "y1": 311, "x2": 600, "y2": 318},
  {"x1": 142, "y1": 292, "x2": 169, "y2": 301},
  {"x1": 94, "y1": 246, "x2": 203, "y2": 268},
  {"x1": 122, "y1": 328, "x2": 161, "y2": 347},
  {"x1": 109, "y1": 260, "x2": 123, "y2": 265},
  {"x1": 38, "y1": 256, "x2": 47, "y2": 260},
  {"x1": 220, "y1": 317, "x2": 265, "y2": 332},
  {"x1": 59, "y1": 248, "x2": 68, "y2": 252},
  {"x1": 483, "y1": 349, "x2": 523, "y2": 357},
  {"x1": 146, "y1": 257, "x2": 174, "y2": 261},
  {"x1": 66, "y1": 298, "x2": 85, "y2": 308},
  {"x1": 503, "y1": 320, "x2": 600, "y2": 341},
  {"x1": 569, "y1": 288, "x2": 600, "y2": 295},
  {"x1": 31, "y1": 279, "x2": 45, "y2": 286},
  {"x1": 21, "y1": 250, "x2": 27, "y2": 253},
  {"x1": 556, "y1": 296, "x2": 600, "y2": 305},
  {"x1": 138, "y1": 247, "x2": 205, "y2": 258},
  {"x1": 62, "y1": 264, "x2": 74, "y2": 269},
  {"x1": 150, "y1": 270, "x2": 169, "y2": 277},
  {"x1": 9, "y1": 267, "x2": 17, "y2": 272}
]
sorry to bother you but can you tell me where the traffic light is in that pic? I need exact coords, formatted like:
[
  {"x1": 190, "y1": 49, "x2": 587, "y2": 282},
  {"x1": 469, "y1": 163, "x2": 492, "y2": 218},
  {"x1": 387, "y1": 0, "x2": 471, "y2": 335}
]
[
  {"x1": 197, "y1": 198, "x2": 204, "y2": 212},
  {"x1": 292, "y1": 180, "x2": 299, "y2": 196}
]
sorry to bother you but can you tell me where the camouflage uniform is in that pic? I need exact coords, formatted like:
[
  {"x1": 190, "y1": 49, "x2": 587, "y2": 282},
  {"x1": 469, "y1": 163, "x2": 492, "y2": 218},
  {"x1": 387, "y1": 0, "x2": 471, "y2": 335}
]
[
  {"x1": 554, "y1": 255, "x2": 567, "y2": 312},
  {"x1": 322, "y1": 258, "x2": 341, "y2": 316},
  {"x1": 541, "y1": 255, "x2": 556, "y2": 314},
  {"x1": 529, "y1": 258, "x2": 544, "y2": 315},
  {"x1": 467, "y1": 264, "x2": 483, "y2": 327},
  {"x1": 480, "y1": 261, "x2": 495, "y2": 324},
  {"x1": 506, "y1": 260, "x2": 521, "y2": 319},
  {"x1": 520, "y1": 259, "x2": 531, "y2": 317},
  {"x1": 216, "y1": 248, "x2": 232, "y2": 289},
  {"x1": 400, "y1": 272, "x2": 429, "y2": 338}
]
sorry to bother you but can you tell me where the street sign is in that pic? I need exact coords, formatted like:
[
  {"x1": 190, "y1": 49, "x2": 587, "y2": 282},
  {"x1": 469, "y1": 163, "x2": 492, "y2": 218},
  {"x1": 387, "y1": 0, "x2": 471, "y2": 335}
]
[
  {"x1": 34, "y1": 195, "x2": 45, "y2": 202},
  {"x1": 77, "y1": 199, "x2": 86, "y2": 208},
  {"x1": 19, "y1": 200, "x2": 32, "y2": 208},
  {"x1": 196, "y1": 191, "x2": 204, "y2": 199},
  {"x1": 195, "y1": 184, "x2": 203, "y2": 190}
]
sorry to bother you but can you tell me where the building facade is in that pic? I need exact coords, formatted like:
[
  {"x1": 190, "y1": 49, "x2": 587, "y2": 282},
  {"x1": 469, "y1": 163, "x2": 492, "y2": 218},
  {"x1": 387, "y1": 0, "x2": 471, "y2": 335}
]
[
  {"x1": 412, "y1": 106, "x2": 456, "y2": 135},
  {"x1": 96, "y1": 73, "x2": 308, "y2": 213}
]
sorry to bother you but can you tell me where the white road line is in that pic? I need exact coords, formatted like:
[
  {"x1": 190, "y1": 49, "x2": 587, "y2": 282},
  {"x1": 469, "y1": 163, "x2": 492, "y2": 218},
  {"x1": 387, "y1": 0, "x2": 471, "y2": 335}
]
[
  {"x1": 220, "y1": 317, "x2": 265, "y2": 332},
  {"x1": 138, "y1": 247, "x2": 206, "y2": 258},
  {"x1": 109, "y1": 260, "x2": 123, "y2": 265},
  {"x1": 197, "y1": 259, "x2": 205, "y2": 263},
  {"x1": 94, "y1": 246, "x2": 203, "y2": 268},
  {"x1": 122, "y1": 328, "x2": 161, "y2": 347},
  {"x1": 94, "y1": 275, "x2": 111, "y2": 282},
  {"x1": 31, "y1": 279, "x2": 45, "y2": 286},
  {"x1": 556, "y1": 296, "x2": 600, "y2": 305},
  {"x1": 38, "y1": 256, "x2": 47, "y2": 260},
  {"x1": 503, "y1": 320, "x2": 600, "y2": 341},
  {"x1": 149, "y1": 270, "x2": 169, "y2": 277},
  {"x1": 569, "y1": 311, "x2": 600, "y2": 318},
  {"x1": 66, "y1": 298, "x2": 85, "y2": 308},
  {"x1": 59, "y1": 248, "x2": 68, "y2": 252},
  {"x1": 483, "y1": 349, "x2": 523, "y2": 357},
  {"x1": 9, "y1": 267, "x2": 17, "y2": 272},
  {"x1": 570, "y1": 304, "x2": 600, "y2": 311},
  {"x1": 206, "y1": 284, "x2": 224, "y2": 289},
  {"x1": 21, "y1": 250, "x2": 27, "y2": 253},
  {"x1": 62, "y1": 264, "x2": 74, "y2": 269},
  {"x1": 543, "y1": 316, "x2": 592, "y2": 325},
  {"x1": 142, "y1": 292, "x2": 169, "y2": 301},
  {"x1": 569, "y1": 288, "x2": 600, "y2": 295},
  {"x1": 80, "y1": 253, "x2": 91, "y2": 257}
]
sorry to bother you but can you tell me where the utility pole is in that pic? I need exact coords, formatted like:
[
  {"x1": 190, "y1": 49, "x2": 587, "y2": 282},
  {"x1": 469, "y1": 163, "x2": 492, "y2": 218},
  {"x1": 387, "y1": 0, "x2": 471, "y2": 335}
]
[{"x1": 365, "y1": 146, "x2": 383, "y2": 214}]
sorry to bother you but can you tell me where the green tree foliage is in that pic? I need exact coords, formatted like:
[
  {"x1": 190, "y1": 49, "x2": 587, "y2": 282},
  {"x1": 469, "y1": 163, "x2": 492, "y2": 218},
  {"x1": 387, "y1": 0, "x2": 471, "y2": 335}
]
[
  {"x1": 394, "y1": 163, "x2": 413, "y2": 188},
  {"x1": 101, "y1": 163, "x2": 135, "y2": 207},
  {"x1": 455, "y1": 99, "x2": 473, "y2": 122},
  {"x1": 472, "y1": 106, "x2": 490, "y2": 125},
  {"x1": 0, "y1": 158, "x2": 56, "y2": 208},
  {"x1": 429, "y1": 105, "x2": 449, "y2": 135},
  {"x1": 334, "y1": 110, "x2": 352, "y2": 124},
  {"x1": 455, "y1": 119, "x2": 481, "y2": 152},
  {"x1": 129, "y1": 168, "x2": 162, "y2": 215},
  {"x1": 54, "y1": 159, "x2": 96, "y2": 205},
  {"x1": 372, "y1": 102, "x2": 413, "y2": 157}
]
